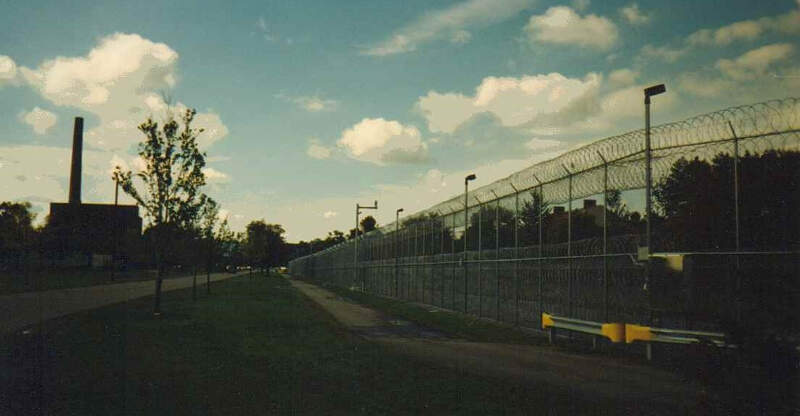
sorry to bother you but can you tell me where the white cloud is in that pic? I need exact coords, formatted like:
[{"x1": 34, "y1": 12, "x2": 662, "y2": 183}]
[
  {"x1": 524, "y1": 6, "x2": 618, "y2": 50},
  {"x1": 678, "y1": 73, "x2": 733, "y2": 98},
  {"x1": 619, "y1": 3, "x2": 650, "y2": 25},
  {"x1": 524, "y1": 138, "x2": 563, "y2": 151},
  {"x1": 4, "y1": 33, "x2": 231, "y2": 224},
  {"x1": 19, "y1": 107, "x2": 57, "y2": 134},
  {"x1": 451, "y1": 30, "x2": 472, "y2": 44},
  {"x1": 202, "y1": 167, "x2": 231, "y2": 183},
  {"x1": 0, "y1": 145, "x2": 141, "y2": 221},
  {"x1": 639, "y1": 44, "x2": 686, "y2": 63},
  {"x1": 0, "y1": 55, "x2": 18, "y2": 87},
  {"x1": 276, "y1": 93, "x2": 338, "y2": 112},
  {"x1": 337, "y1": 118, "x2": 429, "y2": 165},
  {"x1": 641, "y1": 7, "x2": 800, "y2": 63},
  {"x1": 687, "y1": 10, "x2": 799, "y2": 47},
  {"x1": 417, "y1": 72, "x2": 601, "y2": 133},
  {"x1": 18, "y1": 32, "x2": 228, "y2": 152},
  {"x1": 362, "y1": 0, "x2": 536, "y2": 56},
  {"x1": 307, "y1": 139, "x2": 333, "y2": 159},
  {"x1": 323, "y1": 211, "x2": 337, "y2": 219},
  {"x1": 608, "y1": 68, "x2": 639, "y2": 86},
  {"x1": 715, "y1": 43, "x2": 794, "y2": 81}
]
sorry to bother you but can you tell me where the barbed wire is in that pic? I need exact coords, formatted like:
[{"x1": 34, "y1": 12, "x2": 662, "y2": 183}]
[
  {"x1": 297, "y1": 97, "x2": 799, "y2": 257},
  {"x1": 383, "y1": 97, "x2": 800, "y2": 230}
]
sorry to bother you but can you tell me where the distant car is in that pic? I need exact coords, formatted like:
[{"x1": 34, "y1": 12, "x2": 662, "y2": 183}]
[{"x1": 278, "y1": 266, "x2": 288, "y2": 274}]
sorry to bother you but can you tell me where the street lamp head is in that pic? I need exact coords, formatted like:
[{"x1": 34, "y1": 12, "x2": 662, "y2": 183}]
[
  {"x1": 396, "y1": 208, "x2": 404, "y2": 214},
  {"x1": 465, "y1": 173, "x2": 476, "y2": 182},
  {"x1": 374, "y1": 200, "x2": 378, "y2": 208},
  {"x1": 644, "y1": 84, "x2": 666, "y2": 104},
  {"x1": 644, "y1": 84, "x2": 666, "y2": 97}
]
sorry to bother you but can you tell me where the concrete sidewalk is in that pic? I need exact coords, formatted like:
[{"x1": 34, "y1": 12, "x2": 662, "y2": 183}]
[{"x1": 0, "y1": 272, "x2": 242, "y2": 333}]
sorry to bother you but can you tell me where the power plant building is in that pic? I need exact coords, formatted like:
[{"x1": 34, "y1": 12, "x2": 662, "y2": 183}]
[{"x1": 47, "y1": 117, "x2": 142, "y2": 267}]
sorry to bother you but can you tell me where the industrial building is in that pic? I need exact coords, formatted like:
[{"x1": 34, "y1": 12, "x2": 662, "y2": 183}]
[{"x1": 47, "y1": 117, "x2": 142, "y2": 267}]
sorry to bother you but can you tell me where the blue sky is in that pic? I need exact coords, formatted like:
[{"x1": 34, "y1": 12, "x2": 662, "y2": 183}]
[{"x1": 1, "y1": 0, "x2": 798, "y2": 241}]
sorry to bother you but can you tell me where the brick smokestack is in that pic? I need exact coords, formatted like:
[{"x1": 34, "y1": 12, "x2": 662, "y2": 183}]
[{"x1": 69, "y1": 117, "x2": 83, "y2": 204}]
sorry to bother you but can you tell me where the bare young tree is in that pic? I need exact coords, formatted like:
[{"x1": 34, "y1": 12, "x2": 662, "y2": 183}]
[{"x1": 113, "y1": 108, "x2": 209, "y2": 315}]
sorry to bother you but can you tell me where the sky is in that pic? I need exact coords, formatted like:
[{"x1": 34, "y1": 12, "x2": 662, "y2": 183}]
[{"x1": 1, "y1": 0, "x2": 799, "y2": 242}]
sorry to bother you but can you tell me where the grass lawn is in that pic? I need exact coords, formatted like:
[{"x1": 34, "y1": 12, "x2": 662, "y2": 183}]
[
  {"x1": 0, "y1": 272, "x2": 641, "y2": 415},
  {"x1": 0, "y1": 267, "x2": 196, "y2": 295}
]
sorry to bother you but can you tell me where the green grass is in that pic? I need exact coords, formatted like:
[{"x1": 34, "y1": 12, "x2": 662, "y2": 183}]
[
  {"x1": 0, "y1": 267, "x2": 196, "y2": 295},
  {"x1": 0, "y1": 272, "x2": 657, "y2": 415}
]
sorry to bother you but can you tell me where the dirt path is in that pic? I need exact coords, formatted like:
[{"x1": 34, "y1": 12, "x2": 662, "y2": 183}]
[
  {"x1": 0, "y1": 272, "x2": 243, "y2": 333},
  {"x1": 289, "y1": 278, "x2": 704, "y2": 410}
]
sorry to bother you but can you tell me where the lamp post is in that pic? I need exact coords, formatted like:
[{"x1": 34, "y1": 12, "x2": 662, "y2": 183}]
[
  {"x1": 644, "y1": 83, "x2": 665, "y2": 361},
  {"x1": 644, "y1": 83, "x2": 666, "y2": 258},
  {"x1": 354, "y1": 200, "x2": 378, "y2": 290},
  {"x1": 464, "y1": 173, "x2": 476, "y2": 312},
  {"x1": 395, "y1": 208, "x2": 403, "y2": 297}
]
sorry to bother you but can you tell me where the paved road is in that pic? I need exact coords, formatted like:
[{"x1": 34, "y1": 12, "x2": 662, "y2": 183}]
[{"x1": 0, "y1": 272, "x2": 242, "y2": 333}]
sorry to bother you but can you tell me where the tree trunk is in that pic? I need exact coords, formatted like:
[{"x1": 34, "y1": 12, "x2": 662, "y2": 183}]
[
  {"x1": 153, "y1": 231, "x2": 164, "y2": 316},
  {"x1": 154, "y1": 266, "x2": 163, "y2": 315},
  {"x1": 192, "y1": 265, "x2": 197, "y2": 302},
  {"x1": 206, "y1": 264, "x2": 211, "y2": 295}
]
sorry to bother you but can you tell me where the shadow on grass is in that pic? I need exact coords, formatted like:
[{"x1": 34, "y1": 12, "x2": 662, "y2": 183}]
[{"x1": 1, "y1": 272, "x2": 690, "y2": 415}]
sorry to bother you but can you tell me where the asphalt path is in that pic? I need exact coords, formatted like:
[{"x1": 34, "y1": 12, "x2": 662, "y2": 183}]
[{"x1": 0, "y1": 272, "x2": 243, "y2": 334}]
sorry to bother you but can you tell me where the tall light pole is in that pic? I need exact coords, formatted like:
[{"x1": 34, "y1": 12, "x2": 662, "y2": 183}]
[
  {"x1": 395, "y1": 208, "x2": 403, "y2": 297},
  {"x1": 464, "y1": 173, "x2": 476, "y2": 312},
  {"x1": 644, "y1": 83, "x2": 665, "y2": 361},
  {"x1": 644, "y1": 84, "x2": 665, "y2": 259},
  {"x1": 354, "y1": 200, "x2": 377, "y2": 290}
]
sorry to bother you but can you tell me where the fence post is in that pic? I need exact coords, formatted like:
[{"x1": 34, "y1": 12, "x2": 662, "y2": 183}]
[
  {"x1": 464, "y1": 197, "x2": 469, "y2": 314},
  {"x1": 417, "y1": 217, "x2": 425, "y2": 303},
  {"x1": 534, "y1": 175, "x2": 543, "y2": 327},
  {"x1": 563, "y1": 164, "x2": 573, "y2": 319},
  {"x1": 451, "y1": 209, "x2": 456, "y2": 310},
  {"x1": 491, "y1": 190, "x2": 500, "y2": 321},
  {"x1": 511, "y1": 183, "x2": 520, "y2": 326},
  {"x1": 598, "y1": 151, "x2": 609, "y2": 322},
  {"x1": 476, "y1": 195, "x2": 483, "y2": 318},
  {"x1": 440, "y1": 210, "x2": 445, "y2": 307},
  {"x1": 409, "y1": 223, "x2": 419, "y2": 300}
]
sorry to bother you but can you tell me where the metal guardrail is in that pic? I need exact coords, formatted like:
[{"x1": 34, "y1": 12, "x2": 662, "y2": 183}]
[
  {"x1": 541, "y1": 313, "x2": 625, "y2": 345},
  {"x1": 625, "y1": 324, "x2": 727, "y2": 347}
]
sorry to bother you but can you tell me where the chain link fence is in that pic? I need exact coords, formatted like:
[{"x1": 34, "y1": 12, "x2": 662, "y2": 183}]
[{"x1": 290, "y1": 97, "x2": 800, "y2": 334}]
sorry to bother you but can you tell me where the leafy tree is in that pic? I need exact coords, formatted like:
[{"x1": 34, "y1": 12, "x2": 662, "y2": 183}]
[
  {"x1": 198, "y1": 196, "x2": 219, "y2": 295},
  {"x1": 245, "y1": 220, "x2": 287, "y2": 272},
  {"x1": 112, "y1": 108, "x2": 210, "y2": 315},
  {"x1": 0, "y1": 201, "x2": 36, "y2": 270},
  {"x1": 360, "y1": 215, "x2": 377, "y2": 233},
  {"x1": 518, "y1": 191, "x2": 550, "y2": 246},
  {"x1": 654, "y1": 151, "x2": 799, "y2": 251}
]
